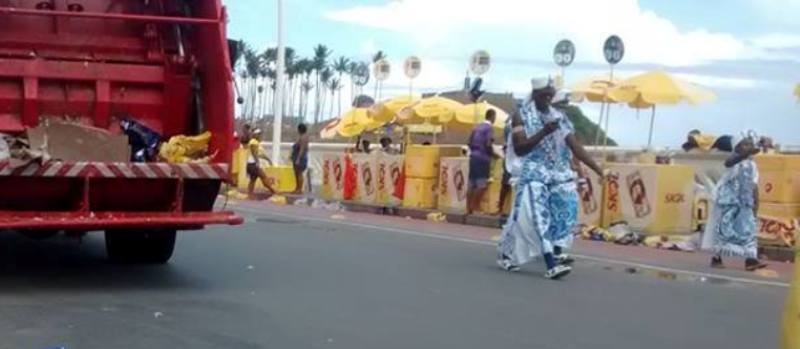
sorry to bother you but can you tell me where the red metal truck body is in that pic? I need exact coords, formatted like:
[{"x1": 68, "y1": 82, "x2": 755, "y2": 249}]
[{"x1": 0, "y1": 0, "x2": 241, "y2": 255}]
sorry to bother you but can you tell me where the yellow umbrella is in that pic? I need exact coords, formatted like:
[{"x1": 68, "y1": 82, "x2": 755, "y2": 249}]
[
  {"x1": 320, "y1": 118, "x2": 341, "y2": 140},
  {"x1": 451, "y1": 102, "x2": 509, "y2": 138},
  {"x1": 571, "y1": 77, "x2": 623, "y2": 103},
  {"x1": 350, "y1": 108, "x2": 386, "y2": 131},
  {"x1": 608, "y1": 70, "x2": 716, "y2": 105},
  {"x1": 399, "y1": 96, "x2": 462, "y2": 124},
  {"x1": 609, "y1": 71, "x2": 716, "y2": 148},
  {"x1": 371, "y1": 95, "x2": 418, "y2": 123},
  {"x1": 338, "y1": 113, "x2": 366, "y2": 138}
]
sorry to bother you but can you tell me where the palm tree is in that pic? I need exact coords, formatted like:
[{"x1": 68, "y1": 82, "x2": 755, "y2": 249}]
[
  {"x1": 319, "y1": 68, "x2": 333, "y2": 120},
  {"x1": 372, "y1": 50, "x2": 387, "y2": 63},
  {"x1": 346, "y1": 61, "x2": 359, "y2": 104},
  {"x1": 301, "y1": 60, "x2": 315, "y2": 120},
  {"x1": 312, "y1": 44, "x2": 332, "y2": 124},
  {"x1": 332, "y1": 56, "x2": 350, "y2": 117},
  {"x1": 328, "y1": 78, "x2": 341, "y2": 119},
  {"x1": 243, "y1": 45, "x2": 261, "y2": 121},
  {"x1": 300, "y1": 80, "x2": 314, "y2": 121}
]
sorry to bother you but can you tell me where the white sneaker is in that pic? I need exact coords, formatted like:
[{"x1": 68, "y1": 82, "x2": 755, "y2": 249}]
[
  {"x1": 556, "y1": 254, "x2": 575, "y2": 265},
  {"x1": 497, "y1": 257, "x2": 521, "y2": 272},
  {"x1": 544, "y1": 265, "x2": 572, "y2": 280}
]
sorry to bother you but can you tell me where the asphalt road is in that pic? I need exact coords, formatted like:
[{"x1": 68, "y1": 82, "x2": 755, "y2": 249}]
[{"x1": 0, "y1": 208, "x2": 788, "y2": 349}]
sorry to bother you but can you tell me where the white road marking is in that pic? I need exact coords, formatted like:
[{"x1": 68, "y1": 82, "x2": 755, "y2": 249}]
[{"x1": 231, "y1": 205, "x2": 791, "y2": 288}]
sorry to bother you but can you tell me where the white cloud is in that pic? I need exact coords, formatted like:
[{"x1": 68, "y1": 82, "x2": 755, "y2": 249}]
[{"x1": 325, "y1": 0, "x2": 750, "y2": 67}]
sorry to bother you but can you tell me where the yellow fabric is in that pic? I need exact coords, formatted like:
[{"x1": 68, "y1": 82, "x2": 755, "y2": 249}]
[
  {"x1": 159, "y1": 131, "x2": 212, "y2": 163},
  {"x1": 570, "y1": 77, "x2": 623, "y2": 103},
  {"x1": 692, "y1": 134, "x2": 717, "y2": 151}
]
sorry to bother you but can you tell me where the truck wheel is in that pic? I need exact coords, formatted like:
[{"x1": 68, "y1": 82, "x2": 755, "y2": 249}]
[{"x1": 105, "y1": 229, "x2": 176, "y2": 264}]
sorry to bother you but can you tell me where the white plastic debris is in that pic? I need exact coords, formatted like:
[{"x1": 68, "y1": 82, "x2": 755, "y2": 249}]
[{"x1": 154, "y1": 311, "x2": 164, "y2": 319}]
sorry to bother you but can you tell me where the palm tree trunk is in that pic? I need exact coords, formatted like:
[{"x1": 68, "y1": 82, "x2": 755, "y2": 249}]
[
  {"x1": 330, "y1": 88, "x2": 336, "y2": 119},
  {"x1": 314, "y1": 73, "x2": 321, "y2": 124}
]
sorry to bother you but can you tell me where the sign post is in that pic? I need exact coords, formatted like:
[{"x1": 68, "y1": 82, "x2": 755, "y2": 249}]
[
  {"x1": 553, "y1": 39, "x2": 575, "y2": 87},
  {"x1": 404, "y1": 56, "x2": 422, "y2": 97},
  {"x1": 373, "y1": 59, "x2": 391, "y2": 101},
  {"x1": 469, "y1": 50, "x2": 491, "y2": 123}
]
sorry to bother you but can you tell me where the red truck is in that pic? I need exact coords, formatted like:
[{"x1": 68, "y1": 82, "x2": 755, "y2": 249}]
[{"x1": 0, "y1": 0, "x2": 242, "y2": 263}]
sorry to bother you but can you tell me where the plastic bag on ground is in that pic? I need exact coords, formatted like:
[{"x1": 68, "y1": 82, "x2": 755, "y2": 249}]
[{"x1": 269, "y1": 195, "x2": 288, "y2": 205}]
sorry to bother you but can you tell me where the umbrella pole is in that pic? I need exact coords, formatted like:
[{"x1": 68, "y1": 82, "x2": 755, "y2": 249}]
[{"x1": 647, "y1": 106, "x2": 656, "y2": 149}]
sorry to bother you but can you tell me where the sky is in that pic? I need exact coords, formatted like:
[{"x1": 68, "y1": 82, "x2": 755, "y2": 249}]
[{"x1": 225, "y1": 0, "x2": 800, "y2": 148}]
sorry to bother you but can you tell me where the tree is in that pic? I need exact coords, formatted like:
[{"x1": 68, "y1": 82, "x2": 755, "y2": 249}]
[
  {"x1": 332, "y1": 56, "x2": 350, "y2": 118},
  {"x1": 346, "y1": 61, "x2": 359, "y2": 104},
  {"x1": 558, "y1": 105, "x2": 617, "y2": 146},
  {"x1": 371, "y1": 51, "x2": 387, "y2": 99},
  {"x1": 319, "y1": 68, "x2": 333, "y2": 120},
  {"x1": 312, "y1": 44, "x2": 332, "y2": 124},
  {"x1": 328, "y1": 78, "x2": 341, "y2": 119}
]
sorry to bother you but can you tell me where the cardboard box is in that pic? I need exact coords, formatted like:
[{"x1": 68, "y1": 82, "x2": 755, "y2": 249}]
[
  {"x1": 437, "y1": 157, "x2": 469, "y2": 214},
  {"x1": 377, "y1": 154, "x2": 404, "y2": 207},
  {"x1": 602, "y1": 164, "x2": 696, "y2": 235},
  {"x1": 755, "y1": 154, "x2": 800, "y2": 204},
  {"x1": 352, "y1": 153, "x2": 378, "y2": 204},
  {"x1": 320, "y1": 153, "x2": 345, "y2": 201},
  {"x1": 578, "y1": 171, "x2": 603, "y2": 226}
]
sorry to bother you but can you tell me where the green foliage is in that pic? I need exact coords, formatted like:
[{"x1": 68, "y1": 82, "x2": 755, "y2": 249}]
[{"x1": 558, "y1": 105, "x2": 617, "y2": 146}]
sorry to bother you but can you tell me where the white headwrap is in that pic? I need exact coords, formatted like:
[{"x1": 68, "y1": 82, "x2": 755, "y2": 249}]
[{"x1": 531, "y1": 76, "x2": 552, "y2": 91}]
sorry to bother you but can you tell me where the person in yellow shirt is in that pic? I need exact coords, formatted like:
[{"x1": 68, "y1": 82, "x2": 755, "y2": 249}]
[{"x1": 246, "y1": 129, "x2": 275, "y2": 199}]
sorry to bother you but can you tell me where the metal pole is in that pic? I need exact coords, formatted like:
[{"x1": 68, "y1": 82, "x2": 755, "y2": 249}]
[
  {"x1": 647, "y1": 105, "x2": 656, "y2": 149},
  {"x1": 271, "y1": 0, "x2": 285, "y2": 164}
]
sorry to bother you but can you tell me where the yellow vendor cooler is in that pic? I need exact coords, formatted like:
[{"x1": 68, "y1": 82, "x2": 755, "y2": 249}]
[
  {"x1": 437, "y1": 157, "x2": 469, "y2": 214},
  {"x1": 403, "y1": 177, "x2": 438, "y2": 209},
  {"x1": 757, "y1": 203, "x2": 800, "y2": 247},
  {"x1": 377, "y1": 154, "x2": 404, "y2": 207},
  {"x1": 264, "y1": 166, "x2": 296, "y2": 193},
  {"x1": 404, "y1": 145, "x2": 463, "y2": 178},
  {"x1": 321, "y1": 153, "x2": 345, "y2": 201},
  {"x1": 603, "y1": 164, "x2": 696, "y2": 235},
  {"x1": 352, "y1": 153, "x2": 378, "y2": 204},
  {"x1": 755, "y1": 154, "x2": 800, "y2": 204}
]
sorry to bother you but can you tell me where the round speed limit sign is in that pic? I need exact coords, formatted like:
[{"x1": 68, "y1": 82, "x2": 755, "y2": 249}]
[
  {"x1": 603, "y1": 35, "x2": 625, "y2": 65},
  {"x1": 553, "y1": 39, "x2": 575, "y2": 67}
]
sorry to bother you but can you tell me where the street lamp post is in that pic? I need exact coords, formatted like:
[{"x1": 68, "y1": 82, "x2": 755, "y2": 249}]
[{"x1": 271, "y1": 0, "x2": 286, "y2": 164}]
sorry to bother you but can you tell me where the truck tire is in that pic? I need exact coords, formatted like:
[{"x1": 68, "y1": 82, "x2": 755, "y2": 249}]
[{"x1": 105, "y1": 229, "x2": 176, "y2": 264}]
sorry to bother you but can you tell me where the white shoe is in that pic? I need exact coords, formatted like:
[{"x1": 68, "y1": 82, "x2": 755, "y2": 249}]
[
  {"x1": 544, "y1": 265, "x2": 572, "y2": 280},
  {"x1": 497, "y1": 257, "x2": 521, "y2": 272},
  {"x1": 556, "y1": 254, "x2": 575, "y2": 265}
]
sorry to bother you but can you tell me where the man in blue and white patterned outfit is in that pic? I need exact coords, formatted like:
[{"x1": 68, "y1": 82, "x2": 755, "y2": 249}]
[{"x1": 497, "y1": 77, "x2": 604, "y2": 280}]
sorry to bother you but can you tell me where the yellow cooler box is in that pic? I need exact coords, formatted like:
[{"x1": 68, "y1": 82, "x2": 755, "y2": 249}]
[
  {"x1": 757, "y1": 203, "x2": 800, "y2": 247},
  {"x1": 603, "y1": 164, "x2": 696, "y2": 235},
  {"x1": 404, "y1": 145, "x2": 463, "y2": 178},
  {"x1": 377, "y1": 154, "x2": 404, "y2": 207},
  {"x1": 438, "y1": 157, "x2": 469, "y2": 214},
  {"x1": 321, "y1": 153, "x2": 345, "y2": 201},
  {"x1": 352, "y1": 153, "x2": 378, "y2": 204},
  {"x1": 755, "y1": 154, "x2": 800, "y2": 204},
  {"x1": 578, "y1": 171, "x2": 603, "y2": 226},
  {"x1": 403, "y1": 177, "x2": 438, "y2": 209}
]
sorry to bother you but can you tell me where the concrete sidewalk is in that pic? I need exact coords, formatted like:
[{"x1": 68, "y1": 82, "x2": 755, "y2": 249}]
[{"x1": 225, "y1": 198, "x2": 795, "y2": 287}]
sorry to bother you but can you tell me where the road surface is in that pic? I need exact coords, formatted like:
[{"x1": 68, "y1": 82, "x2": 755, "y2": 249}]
[{"x1": 0, "y1": 202, "x2": 788, "y2": 349}]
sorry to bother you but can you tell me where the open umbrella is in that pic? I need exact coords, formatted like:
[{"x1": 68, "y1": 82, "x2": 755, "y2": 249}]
[
  {"x1": 338, "y1": 111, "x2": 366, "y2": 138},
  {"x1": 320, "y1": 118, "x2": 341, "y2": 140},
  {"x1": 571, "y1": 77, "x2": 623, "y2": 103},
  {"x1": 399, "y1": 96, "x2": 463, "y2": 124},
  {"x1": 609, "y1": 71, "x2": 716, "y2": 148},
  {"x1": 371, "y1": 95, "x2": 418, "y2": 123},
  {"x1": 451, "y1": 101, "x2": 509, "y2": 137}
]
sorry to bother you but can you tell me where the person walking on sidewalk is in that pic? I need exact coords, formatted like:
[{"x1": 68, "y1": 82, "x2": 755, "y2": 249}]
[
  {"x1": 246, "y1": 129, "x2": 276, "y2": 200},
  {"x1": 702, "y1": 133, "x2": 767, "y2": 271},
  {"x1": 496, "y1": 77, "x2": 604, "y2": 280},
  {"x1": 467, "y1": 109, "x2": 497, "y2": 214}
]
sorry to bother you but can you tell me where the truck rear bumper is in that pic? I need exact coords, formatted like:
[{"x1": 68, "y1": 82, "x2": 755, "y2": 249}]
[{"x1": 0, "y1": 211, "x2": 243, "y2": 231}]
